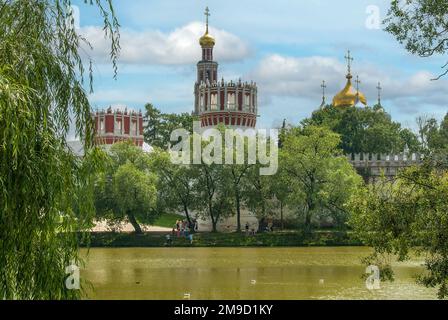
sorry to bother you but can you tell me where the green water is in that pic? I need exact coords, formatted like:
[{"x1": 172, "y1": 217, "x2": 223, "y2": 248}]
[{"x1": 81, "y1": 247, "x2": 437, "y2": 300}]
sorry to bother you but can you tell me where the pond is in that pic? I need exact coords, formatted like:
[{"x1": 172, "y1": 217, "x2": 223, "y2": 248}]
[{"x1": 81, "y1": 247, "x2": 437, "y2": 300}]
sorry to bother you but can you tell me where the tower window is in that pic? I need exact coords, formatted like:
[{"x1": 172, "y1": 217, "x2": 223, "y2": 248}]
[
  {"x1": 244, "y1": 94, "x2": 250, "y2": 110},
  {"x1": 211, "y1": 93, "x2": 218, "y2": 110},
  {"x1": 130, "y1": 121, "x2": 137, "y2": 136},
  {"x1": 115, "y1": 119, "x2": 122, "y2": 134},
  {"x1": 227, "y1": 93, "x2": 236, "y2": 110},
  {"x1": 200, "y1": 94, "x2": 205, "y2": 111}
]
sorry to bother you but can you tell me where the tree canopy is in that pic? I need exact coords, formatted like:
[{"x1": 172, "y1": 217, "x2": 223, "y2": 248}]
[
  {"x1": 385, "y1": 0, "x2": 448, "y2": 79},
  {"x1": 302, "y1": 106, "x2": 420, "y2": 154},
  {"x1": 348, "y1": 164, "x2": 448, "y2": 299},
  {"x1": 0, "y1": 0, "x2": 119, "y2": 299},
  {"x1": 94, "y1": 142, "x2": 159, "y2": 234},
  {"x1": 280, "y1": 126, "x2": 362, "y2": 231},
  {"x1": 144, "y1": 103, "x2": 196, "y2": 149}
]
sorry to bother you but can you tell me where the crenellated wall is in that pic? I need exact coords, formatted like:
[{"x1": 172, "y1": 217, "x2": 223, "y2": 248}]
[{"x1": 347, "y1": 152, "x2": 423, "y2": 182}]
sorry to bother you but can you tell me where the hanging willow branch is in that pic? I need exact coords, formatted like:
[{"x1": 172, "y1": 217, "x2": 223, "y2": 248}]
[{"x1": 0, "y1": 0, "x2": 120, "y2": 300}]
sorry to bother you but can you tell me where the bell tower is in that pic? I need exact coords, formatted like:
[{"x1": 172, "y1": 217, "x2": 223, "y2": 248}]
[
  {"x1": 194, "y1": 7, "x2": 218, "y2": 115},
  {"x1": 193, "y1": 7, "x2": 258, "y2": 129}
]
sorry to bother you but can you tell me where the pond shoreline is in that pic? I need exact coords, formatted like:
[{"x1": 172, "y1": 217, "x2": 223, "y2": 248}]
[{"x1": 80, "y1": 231, "x2": 364, "y2": 248}]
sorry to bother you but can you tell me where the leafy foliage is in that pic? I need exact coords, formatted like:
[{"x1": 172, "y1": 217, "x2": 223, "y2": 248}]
[
  {"x1": 279, "y1": 126, "x2": 362, "y2": 231},
  {"x1": 385, "y1": 0, "x2": 448, "y2": 79},
  {"x1": 94, "y1": 142, "x2": 158, "y2": 234},
  {"x1": 143, "y1": 103, "x2": 196, "y2": 149},
  {"x1": 417, "y1": 113, "x2": 448, "y2": 155},
  {"x1": 302, "y1": 106, "x2": 420, "y2": 154},
  {"x1": 0, "y1": 0, "x2": 119, "y2": 299},
  {"x1": 348, "y1": 164, "x2": 448, "y2": 299},
  {"x1": 149, "y1": 149, "x2": 198, "y2": 226}
]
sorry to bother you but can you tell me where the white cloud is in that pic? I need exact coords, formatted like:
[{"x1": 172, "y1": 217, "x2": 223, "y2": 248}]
[
  {"x1": 249, "y1": 54, "x2": 448, "y2": 112},
  {"x1": 80, "y1": 22, "x2": 251, "y2": 65}
]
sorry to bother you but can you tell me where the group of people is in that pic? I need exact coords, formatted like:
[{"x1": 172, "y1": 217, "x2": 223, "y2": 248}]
[
  {"x1": 165, "y1": 219, "x2": 199, "y2": 246},
  {"x1": 245, "y1": 221, "x2": 274, "y2": 236}
]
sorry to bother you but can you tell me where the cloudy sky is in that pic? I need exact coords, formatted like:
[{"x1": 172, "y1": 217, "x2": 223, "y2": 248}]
[{"x1": 73, "y1": 0, "x2": 448, "y2": 131}]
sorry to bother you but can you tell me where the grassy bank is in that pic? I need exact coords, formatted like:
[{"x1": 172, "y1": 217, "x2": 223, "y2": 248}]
[
  {"x1": 82, "y1": 230, "x2": 363, "y2": 248},
  {"x1": 152, "y1": 213, "x2": 185, "y2": 228}
]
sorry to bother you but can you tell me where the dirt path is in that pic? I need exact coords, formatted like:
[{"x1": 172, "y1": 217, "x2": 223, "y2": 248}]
[{"x1": 91, "y1": 220, "x2": 171, "y2": 233}]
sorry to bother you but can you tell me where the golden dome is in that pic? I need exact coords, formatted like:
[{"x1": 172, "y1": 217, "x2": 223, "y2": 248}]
[
  {"x1": 332, "y1": 74, "x2": 367, "y2": 108},
  {"x1": 199, "y1": 31, "x2": 215, "y2": 47}
]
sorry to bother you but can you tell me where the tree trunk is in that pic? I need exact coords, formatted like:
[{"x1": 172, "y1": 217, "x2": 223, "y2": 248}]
[
  {"x1": 305, "y1": 211, "x2": 312, "y2": 231},
  {"x1": 211, "y1": 220, "x2": 218, "y2": 233},
  {"x1": 209, "y1": 200, "x2": 218, "y2": 233},
  {"x1": 236, "y1": 191, "x2": 241, "y2": 233},
  {"x1": 183, "y1": 203, "x2": 192, "y2": 228},
  {"x1": 280, "y1": 202, "x2": 284, "y2": 230},
  {"x1": 128, "y1": 212, "x2": 143, "y2": 234}
]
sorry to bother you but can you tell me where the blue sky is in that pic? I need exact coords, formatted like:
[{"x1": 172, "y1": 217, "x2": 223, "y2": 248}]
[{"x1": 73, "y1": 0, "x2": 448, "y2": 132}]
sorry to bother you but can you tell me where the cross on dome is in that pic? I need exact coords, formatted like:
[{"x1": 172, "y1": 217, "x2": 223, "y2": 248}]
[{"x1": 345, "y1": 50, "x2": 354, "y2": 75}]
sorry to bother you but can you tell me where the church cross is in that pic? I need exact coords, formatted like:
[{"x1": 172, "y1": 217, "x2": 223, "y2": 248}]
[
  {"x1": 321, "y1": 80, "x2": 327, "y2": 97},
  {"x1": 355, "y1": 75, "x2": 361, "y2": 92},
  {"x1": 204, "y1": 7, "x2": 210, "y2": 33},
  {"x1": 376, "y1": 82, "x2": 382, "y2": 104},
  {"x1": 345, "y1": 50, "x2": 354, "y2": 74}
]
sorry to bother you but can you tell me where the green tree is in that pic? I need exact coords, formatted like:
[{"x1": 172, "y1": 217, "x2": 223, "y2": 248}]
[
  {"x1": 280, "y1": 126, "x2": 362, "y2": 232},
  {"x1": 302, "y1": 106, "x2": 420, "y2": 154},
  {"x1": 245, "y1": 164, "x2": 275, "y2": 232},
  {"x1": 192, "y1": 129, "x2": 235, "y2": 233},
  {"x1": 385, "y1": 0, "x2": 448, "y2": 79},
  {"x1": 94, "y1": 142, "x2": 158, "y2": 234},
  {"x1": 144, "y1": 103, "x2": 196, "y2": 149},
  {"x1": 229, "y1": 164, "x2": 252, "y2": 232},
  {"x1": 417, "y1": 113, "x2": 448, "y2": 155},
  {"x1": 196, "y1": 161, "x2": 234, "y2": 233},
  {"x1": 113, "y1": 163, "x2": 158, "y2": 234},
  {"x1": 150, "y1": 149, "x2": 198, "y2": 227},
  {"x1": 348, "y1": 164, "x2": 448, "y2": 299},
  {"x1": 0, "y1": 0, "x2": 118, "y2": 299}
]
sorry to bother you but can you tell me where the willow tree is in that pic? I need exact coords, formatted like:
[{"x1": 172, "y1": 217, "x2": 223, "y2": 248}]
[{"x1": 0, "y1": 0, "x2": 119, "y2": 299}]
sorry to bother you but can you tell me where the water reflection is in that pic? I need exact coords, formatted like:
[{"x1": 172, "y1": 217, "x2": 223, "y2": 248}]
[{"x1": 81, "y1": 247, "x2": 437, "y2": 300}]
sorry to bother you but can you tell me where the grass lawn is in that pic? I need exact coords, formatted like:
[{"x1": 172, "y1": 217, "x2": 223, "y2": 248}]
[{"x1": 153, "y1": 213, "x2": 185, "y2": 228}]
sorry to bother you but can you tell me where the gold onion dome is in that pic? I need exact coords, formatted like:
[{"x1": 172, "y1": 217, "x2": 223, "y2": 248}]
[
  {"x1": 333, "y1": 74, "x2": 367, "y2": 108},
  {"x1": 200, "y1": 7, "x2": 215, "y2": 47},
  {"x1": 199, "y1": 32, "x2": 215, "y2": 47}
]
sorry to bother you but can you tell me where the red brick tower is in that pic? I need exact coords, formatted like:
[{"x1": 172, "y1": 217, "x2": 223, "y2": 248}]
[{"x1": 93, "y1": 107, "x2": 144, "y2": 147}]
